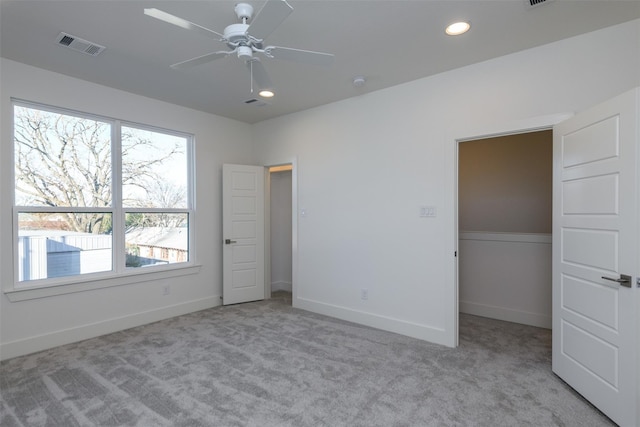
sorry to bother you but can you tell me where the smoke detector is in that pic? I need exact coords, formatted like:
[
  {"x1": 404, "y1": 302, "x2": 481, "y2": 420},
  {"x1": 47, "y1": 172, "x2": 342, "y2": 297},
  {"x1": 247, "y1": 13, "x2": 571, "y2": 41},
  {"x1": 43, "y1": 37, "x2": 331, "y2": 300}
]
[{"x1": 352, "y1": 76, "x2": 366, "y2": 87}]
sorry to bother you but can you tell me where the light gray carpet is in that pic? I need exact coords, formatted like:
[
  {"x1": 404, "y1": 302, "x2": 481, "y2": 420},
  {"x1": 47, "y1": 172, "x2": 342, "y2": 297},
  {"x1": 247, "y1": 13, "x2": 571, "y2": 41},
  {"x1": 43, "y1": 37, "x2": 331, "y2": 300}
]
[{"x1": 1, "y1": 292, "x2": 613, "y2": 426}]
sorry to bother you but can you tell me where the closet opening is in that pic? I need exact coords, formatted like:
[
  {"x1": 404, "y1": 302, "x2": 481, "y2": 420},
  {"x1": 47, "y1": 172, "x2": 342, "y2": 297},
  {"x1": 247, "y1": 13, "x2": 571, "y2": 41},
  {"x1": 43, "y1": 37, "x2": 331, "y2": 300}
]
[
  {"x1": 267, "y1": 164, "x2": 293, "y2": 305},
  {"x1": 457, "y1": 130, "x2": 552, "y2": 329}
]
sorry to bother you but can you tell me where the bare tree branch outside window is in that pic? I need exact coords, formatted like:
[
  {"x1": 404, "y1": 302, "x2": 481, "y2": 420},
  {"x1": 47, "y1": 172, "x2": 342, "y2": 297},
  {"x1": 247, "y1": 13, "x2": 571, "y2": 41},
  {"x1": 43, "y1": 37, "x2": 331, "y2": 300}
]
[
  {"x1": 14, "y1": 107, "x2": 188, "y2": 232},
  {"x1": 14, "y1": 107, "x2": 112, "y2": 233}
]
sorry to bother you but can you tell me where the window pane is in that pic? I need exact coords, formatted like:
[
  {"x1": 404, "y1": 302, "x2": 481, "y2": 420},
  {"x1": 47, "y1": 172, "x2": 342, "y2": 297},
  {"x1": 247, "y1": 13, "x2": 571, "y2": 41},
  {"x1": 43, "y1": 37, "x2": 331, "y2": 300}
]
[
  {"x1": 14, "y1": 106, "x2": 112, "y2": 207},
  {"x1": 121, "y1": 127, "x2": 188, "y2": 209},
  {"x1": 18, "y1": 212, "x2": 113, "y2": 282},
  {"x1": 125, "y1": 213, "x2": 189, "y2": 268}
]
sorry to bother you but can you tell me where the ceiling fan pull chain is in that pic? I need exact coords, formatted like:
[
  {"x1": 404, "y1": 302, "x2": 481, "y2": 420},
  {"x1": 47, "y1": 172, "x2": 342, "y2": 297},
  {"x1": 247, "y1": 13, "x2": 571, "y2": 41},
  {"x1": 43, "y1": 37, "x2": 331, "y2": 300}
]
[{"x1": 249, "y1": 60, "x2": 254, "y2": 93}]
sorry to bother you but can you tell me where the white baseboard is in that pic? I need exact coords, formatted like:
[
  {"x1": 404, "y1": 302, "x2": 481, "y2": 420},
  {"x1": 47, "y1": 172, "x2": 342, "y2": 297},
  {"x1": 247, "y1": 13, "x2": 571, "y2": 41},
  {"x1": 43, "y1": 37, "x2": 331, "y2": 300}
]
[
  {"x1": 271, "y1": 281, "x2": 292, "y2": 292},
  {"x1": 460, "y1": 301, "x2": 551, "y2": 329},
  {"x1": 0, "y1": 296, "x2": 221, "y2": 361},
  {"x1": 295, "y1": 297, "x2": 453, "y2": 347}
]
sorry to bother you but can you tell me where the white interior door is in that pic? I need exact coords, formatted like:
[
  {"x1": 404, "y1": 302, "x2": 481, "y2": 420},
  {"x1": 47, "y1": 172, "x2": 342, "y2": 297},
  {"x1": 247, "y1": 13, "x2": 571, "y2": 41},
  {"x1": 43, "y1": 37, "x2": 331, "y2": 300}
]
[
  {"x1": 552, "y1": 88, "x2": 638, "y2": 426},
  {"x1": 222, "y1": 164, "x2": 265, "y2": 305}
]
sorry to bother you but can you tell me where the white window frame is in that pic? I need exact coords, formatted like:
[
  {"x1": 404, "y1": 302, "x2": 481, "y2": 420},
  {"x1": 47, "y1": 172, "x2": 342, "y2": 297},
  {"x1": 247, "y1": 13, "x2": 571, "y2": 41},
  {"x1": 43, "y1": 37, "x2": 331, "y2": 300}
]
[{"x1": 6, "y1": 99, "x2": 199, "y2": 301}]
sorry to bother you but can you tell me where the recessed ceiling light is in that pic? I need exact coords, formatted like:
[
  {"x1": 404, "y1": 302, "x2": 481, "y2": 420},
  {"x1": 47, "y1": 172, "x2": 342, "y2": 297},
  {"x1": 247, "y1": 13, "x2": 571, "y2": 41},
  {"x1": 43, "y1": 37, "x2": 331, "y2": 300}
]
[
  {"x1": 445, "y1": 21, "x2": 471, "y2": 36},
  {"x1": 259, "y1": 89, "x2": 275, "y2": 98}
]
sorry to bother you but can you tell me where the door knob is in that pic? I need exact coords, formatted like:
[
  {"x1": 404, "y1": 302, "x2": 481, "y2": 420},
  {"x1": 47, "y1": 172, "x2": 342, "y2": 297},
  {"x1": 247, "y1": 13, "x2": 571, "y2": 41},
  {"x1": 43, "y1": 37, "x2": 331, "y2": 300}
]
[
  {"x1": 601, "y1": 274, "x2": 632, "y2": 288},
  {"x1": 225, "y1": 239, "x2": 237, "y2": 245}
]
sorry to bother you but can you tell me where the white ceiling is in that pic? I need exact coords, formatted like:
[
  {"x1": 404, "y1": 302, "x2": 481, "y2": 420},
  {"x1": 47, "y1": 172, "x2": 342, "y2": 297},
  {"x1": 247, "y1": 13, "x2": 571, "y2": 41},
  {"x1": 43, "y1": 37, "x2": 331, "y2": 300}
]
[{"x1": 2, "y1": 0, "x2": 639, "y2": 124}]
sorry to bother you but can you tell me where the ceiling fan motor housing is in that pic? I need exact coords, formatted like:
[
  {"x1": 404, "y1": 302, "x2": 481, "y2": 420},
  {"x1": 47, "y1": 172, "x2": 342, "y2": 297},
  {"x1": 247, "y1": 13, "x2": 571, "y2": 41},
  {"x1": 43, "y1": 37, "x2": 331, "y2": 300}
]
[{"x1": 224, "y1": 23, "x2": 250, "y2": 44}]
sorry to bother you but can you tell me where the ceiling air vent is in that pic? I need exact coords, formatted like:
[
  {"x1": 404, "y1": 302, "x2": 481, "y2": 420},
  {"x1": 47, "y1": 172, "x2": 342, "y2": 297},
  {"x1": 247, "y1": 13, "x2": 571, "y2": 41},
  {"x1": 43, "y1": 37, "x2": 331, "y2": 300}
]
[
  {"x1": 244, "y1": 98, "x2": 270, "y2": 107},
  {"x1": 526, "y1": 0, "x2": 555, "y2": 7},
  {"x1": 55, "y1": 32, "x2": 105, "y2": 56}
]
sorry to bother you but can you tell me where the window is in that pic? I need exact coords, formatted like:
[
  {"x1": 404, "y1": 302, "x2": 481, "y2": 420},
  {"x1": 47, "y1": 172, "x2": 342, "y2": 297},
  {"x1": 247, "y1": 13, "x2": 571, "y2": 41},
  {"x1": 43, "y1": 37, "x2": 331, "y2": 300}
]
[{"x1": 13, "y1": 101, "x2": 193, "y2": 287}]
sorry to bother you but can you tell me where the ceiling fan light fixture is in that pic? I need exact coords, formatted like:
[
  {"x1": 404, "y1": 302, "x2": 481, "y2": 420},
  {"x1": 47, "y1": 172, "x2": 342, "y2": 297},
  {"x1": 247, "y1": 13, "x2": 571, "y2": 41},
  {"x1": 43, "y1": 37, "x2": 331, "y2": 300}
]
[
  {"x1": 445, "y1": 21, "x2": 471, "y2": 36},
  {"x1": 237, "y1": 45, "x2": 253, "y2": 60},
  {"x1": 259, "y1": 89, "x2": 275, "y2": 98}
]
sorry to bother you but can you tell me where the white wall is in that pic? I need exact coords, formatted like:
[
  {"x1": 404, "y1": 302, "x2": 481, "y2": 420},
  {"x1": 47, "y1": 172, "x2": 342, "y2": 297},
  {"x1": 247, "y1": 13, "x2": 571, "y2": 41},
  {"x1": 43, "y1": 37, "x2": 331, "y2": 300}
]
[
  {"x1": 270, "y1": 170, "x2": 292, "y2": 292},
  {"x1": 0, "y1": 59, "x2": 255, "y2": 360},
  {"x1": 253, "y1": 19, "x2": 640, "y2": 346},
  {"x1": 459, "y1": 232, "x2": 552, "y2": 328}
]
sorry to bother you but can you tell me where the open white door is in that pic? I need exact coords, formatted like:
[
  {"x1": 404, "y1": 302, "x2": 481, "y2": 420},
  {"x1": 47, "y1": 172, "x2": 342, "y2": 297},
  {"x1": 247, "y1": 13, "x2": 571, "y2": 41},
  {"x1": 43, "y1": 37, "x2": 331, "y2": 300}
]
[
  {"x1": 222, "y1": 164, "x2": 265, "y2": 305},
  {"x1": 552, "y1": 88, "x2": 638, "y2": 426}
]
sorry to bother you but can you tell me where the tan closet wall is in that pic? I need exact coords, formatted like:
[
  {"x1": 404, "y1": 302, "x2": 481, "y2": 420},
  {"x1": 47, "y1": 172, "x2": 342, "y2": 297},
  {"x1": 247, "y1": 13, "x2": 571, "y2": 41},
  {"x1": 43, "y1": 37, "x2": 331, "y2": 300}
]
[{"x1": 459, "y1": 130, "x2": 552, "y2": 233}]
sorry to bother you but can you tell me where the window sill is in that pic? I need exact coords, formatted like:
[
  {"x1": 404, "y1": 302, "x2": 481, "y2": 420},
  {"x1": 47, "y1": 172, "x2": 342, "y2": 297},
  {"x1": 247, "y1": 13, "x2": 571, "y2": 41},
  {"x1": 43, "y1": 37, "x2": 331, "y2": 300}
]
[{"x1": 3, "y1": 264, "x2": 202, "y2": 302}]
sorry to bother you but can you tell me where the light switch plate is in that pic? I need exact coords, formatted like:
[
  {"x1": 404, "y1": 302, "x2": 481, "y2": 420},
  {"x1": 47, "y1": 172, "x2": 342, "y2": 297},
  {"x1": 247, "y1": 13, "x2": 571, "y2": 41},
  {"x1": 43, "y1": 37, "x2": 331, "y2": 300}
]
[{"x1": 419, "y1": 206, "x2": 436, "y2": 217}]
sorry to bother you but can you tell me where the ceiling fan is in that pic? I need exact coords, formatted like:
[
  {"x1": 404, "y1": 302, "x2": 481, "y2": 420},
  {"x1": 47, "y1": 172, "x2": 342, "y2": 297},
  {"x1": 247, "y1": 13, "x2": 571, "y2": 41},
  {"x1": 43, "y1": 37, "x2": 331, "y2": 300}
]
[{"x1": 144, "y1": 0, "x2": 334, "y2": 97}]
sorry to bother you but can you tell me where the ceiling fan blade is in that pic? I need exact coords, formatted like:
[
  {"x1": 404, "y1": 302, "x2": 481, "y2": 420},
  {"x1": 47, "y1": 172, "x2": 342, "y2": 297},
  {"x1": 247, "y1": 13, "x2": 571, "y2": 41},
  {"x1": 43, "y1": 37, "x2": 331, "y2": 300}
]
[
  {"x1": 247, "y1": 0, "x2": 293, "y2": 41},
  {"x1": 246, "y1": 59, "x2": 273, "y2": 90},
  {"x1": 264, "y1": 46, "x2": 334, "y2": 66},
  {"x1": 171, "y1": 51, "x2": 231, "y2": 70},
  {"x1": 144, "y1": 8, "x2": 224, "y2": 39}
]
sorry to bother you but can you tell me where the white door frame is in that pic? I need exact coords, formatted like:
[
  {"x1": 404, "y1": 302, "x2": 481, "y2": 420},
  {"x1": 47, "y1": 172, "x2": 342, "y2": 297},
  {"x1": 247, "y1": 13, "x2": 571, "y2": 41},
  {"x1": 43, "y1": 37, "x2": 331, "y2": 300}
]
[
  {"x1": 264, "y1": 158, "x2": 298, "y2": 302},
  {"x1": 449, "y1": 114, "x2": 572, "y2": 346}
]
